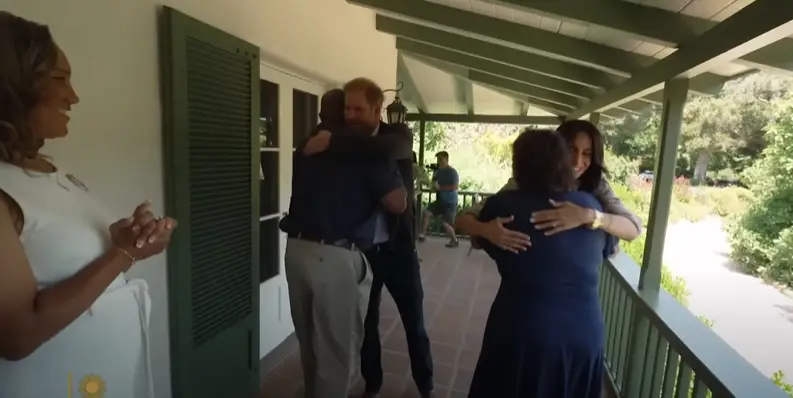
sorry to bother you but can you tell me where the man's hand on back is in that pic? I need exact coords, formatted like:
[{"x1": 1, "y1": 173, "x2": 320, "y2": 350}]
[{"x1": 303, "y1": 130, "x2": 332, "y2": 155}]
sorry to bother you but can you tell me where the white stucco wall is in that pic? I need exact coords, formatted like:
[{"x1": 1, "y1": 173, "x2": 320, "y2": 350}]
[{"x1": 1, "y1": 1, "x2": 397, "y2": 397}]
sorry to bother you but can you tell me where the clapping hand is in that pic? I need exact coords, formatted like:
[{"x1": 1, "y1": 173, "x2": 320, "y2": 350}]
[{"x1": 109, "y1": 201, "x2": 178, "y2": 263}]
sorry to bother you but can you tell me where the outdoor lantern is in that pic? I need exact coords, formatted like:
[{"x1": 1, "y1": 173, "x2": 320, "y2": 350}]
[{"x1": 383, "y1": 81, "x2": 408, "y2": 124}]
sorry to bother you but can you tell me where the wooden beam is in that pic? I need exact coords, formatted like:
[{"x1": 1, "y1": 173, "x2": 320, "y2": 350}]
[
  {"x1": 453, "y1": 76, "x2": 475, "y2": 115},
  {"x1": 496, "y1": 0, "x2": 793, "y2": 74},
  {"x1": 396, "y1": 53, "x2": 427, "y2": 112},
  {"x1": 377, "y1": 15, "x2": 612, "y2": 89},
  {"x1": 406, "y1": 113, "x2": 562, "y2": 124},
  {"x1": 351, "y1": 0, "x2": 729, "y2": 92},
  {"x1": 567, "y1": 0, "x2": 793, "y2": 119},
  {"x1": 407, "y1": 54, "x2": 584, "y2": 112},
  {"x1": 397, "y1": 37, "x2": 597, "y2": 99}
]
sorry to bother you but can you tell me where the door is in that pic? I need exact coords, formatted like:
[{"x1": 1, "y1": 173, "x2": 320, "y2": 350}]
[{"x1": 159, "y1": 7, "x2": 260, "y2": 398}]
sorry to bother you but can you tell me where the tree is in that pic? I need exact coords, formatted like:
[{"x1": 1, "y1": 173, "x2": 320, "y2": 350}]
[
  {"x1": 729, "y1": 97, "x2": 793, "y2": 286},
  {"x1": 681, "y1": 73, "x2": 791, "y2": 183},
  {"x1": 602, "y1": 106, "x2": 661, "y2": 171},
  {"x1": 604, "y1": 72, "x2": 792, "y2": 183}
]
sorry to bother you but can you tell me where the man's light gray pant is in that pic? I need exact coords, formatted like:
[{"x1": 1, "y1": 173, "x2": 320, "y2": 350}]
[{"x1": 284, "y1": 238, "x2": 373, "y2": 398}]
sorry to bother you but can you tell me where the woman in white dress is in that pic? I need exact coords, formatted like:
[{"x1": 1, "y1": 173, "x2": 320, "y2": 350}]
[{"x1": 0, "y1": 12, "x2": 177, "y2": 398}]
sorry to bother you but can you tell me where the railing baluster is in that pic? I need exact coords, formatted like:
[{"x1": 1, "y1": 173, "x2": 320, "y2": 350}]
[
  {"x1": 661, "y1": 345, "x2": 680, "y2": 398},
  {"x1": 675, "y1": 362, "x2": 693, "y2": 398},
  {"x1": 616, "y1": 296, "x2": 634, "y2": 387},
  {"x1": 605, "y1": 269, "x2": 619, "y2": 369},
  {"x1": 691, "y1": 376, "x2": 709, "y2": 398},
  {"x1": 640, "y1": 326, "x2": 662, "y2": 397},
  {"x1": 648, "y1": 334, "x2": 669, "y2": 398},
  {"x1": 613, "y1": 288, "x2": 628, "y2": 382}
]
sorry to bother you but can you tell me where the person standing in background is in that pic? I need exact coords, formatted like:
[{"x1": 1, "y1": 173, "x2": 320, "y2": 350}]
[{"x1": 418, "y1": 151, "x2": 460, "y2": 248}]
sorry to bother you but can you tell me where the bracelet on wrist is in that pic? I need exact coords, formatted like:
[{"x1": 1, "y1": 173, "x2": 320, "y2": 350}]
[{"x1": 114, "y1": 246, "x2": 137, "y2": 266}]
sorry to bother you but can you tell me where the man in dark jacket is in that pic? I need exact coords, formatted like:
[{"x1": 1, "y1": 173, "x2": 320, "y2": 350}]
[{"x1": 303, "y1": 78, "x2": 433, "y2": 398}]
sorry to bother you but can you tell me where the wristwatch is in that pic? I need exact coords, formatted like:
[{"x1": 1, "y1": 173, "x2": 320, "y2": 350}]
[{"x1": 589, "y1": 210, "x2": 604, "y2": 230}]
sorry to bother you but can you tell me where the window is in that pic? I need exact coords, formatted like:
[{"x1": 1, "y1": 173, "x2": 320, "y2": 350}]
[
  {"x1": 292, "y1": 89, "x2": 319, "y2": 148},
  {"x1": 259, "y1": 79, "x2": 280, "y2": 283}
]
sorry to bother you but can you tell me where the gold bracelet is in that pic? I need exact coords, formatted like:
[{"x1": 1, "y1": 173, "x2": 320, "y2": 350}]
[{"x1": 115, "y1": 246, "x2": 137, "y2": 265}]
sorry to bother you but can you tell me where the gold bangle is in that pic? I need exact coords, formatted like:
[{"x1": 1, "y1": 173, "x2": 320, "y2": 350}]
[
  {"x1": 589, "y1": 210, "x2": 604, "y2": 230},
  {"x1": 115, "y1": 246, "x2": 136, "y2": 265}
]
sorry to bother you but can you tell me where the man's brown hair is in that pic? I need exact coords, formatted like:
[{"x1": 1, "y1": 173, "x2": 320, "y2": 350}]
[{"x1": 343, "y1": 77, "x2": 385, "y2": 107}]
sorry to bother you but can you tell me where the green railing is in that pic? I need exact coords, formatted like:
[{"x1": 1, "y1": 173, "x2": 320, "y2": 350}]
[
  {"x1": 600, "y1": 253, "x2": 787, "y2": 398},
  {"x1": 416, "y1": 189, "x2": 493, "y2": 237}
]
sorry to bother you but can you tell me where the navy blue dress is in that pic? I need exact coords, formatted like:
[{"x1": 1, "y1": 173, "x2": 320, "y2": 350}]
[{"x1": 468, "y1": 189, "x2": 608, "y2": 398}]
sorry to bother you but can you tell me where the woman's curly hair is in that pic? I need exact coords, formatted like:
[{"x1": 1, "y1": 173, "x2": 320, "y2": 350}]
[
  {"x1": 512, "y1": 128, "x2": 575, "y2": 195},
  {"x1": 0, "y1": 12, "x2": 58, "y2": 165}
]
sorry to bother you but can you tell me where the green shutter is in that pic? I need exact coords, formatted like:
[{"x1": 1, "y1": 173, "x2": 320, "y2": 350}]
[{"x1": 160, "y1": 7, "x2": 260, "y2": 398}]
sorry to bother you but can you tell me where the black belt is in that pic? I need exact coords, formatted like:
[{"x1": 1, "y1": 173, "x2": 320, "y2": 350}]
[{"x1": 288, "y1": 232, "x2": 357, "y2": 251}]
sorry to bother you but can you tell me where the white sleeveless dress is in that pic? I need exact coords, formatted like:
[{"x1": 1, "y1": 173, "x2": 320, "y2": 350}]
[{"x1": 0, "y1": 162, "x2": 154, "y2": 398}]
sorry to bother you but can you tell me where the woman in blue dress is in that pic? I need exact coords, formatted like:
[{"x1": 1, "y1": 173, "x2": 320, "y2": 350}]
[{"x1": 468, "y1": 129, "x2": 610, "y2": 398}]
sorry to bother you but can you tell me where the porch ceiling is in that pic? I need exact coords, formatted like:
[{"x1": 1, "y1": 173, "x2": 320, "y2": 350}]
[{"x1": 347, "y1": 0, "x2": 793, "y2": 121}]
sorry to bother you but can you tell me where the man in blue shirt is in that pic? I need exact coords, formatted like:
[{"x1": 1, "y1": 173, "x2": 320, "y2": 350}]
[
  {"x1": 280, "y1": 88, "x2": 407, "y2": 398},
  {"x1": 419, "y1": 151, "x2": 460, "y2": 247}
]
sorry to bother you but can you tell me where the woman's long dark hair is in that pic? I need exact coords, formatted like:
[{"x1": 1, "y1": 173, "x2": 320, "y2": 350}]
[
  {"x1": 0, "y1": 12, "x2": 58, "y2": 165},
  {"x1": 556, "y1": 120, "x2": 607, "y2": 193},
  {"x1": 512, "y1": 129, "x2": 575, "y2": 196}
]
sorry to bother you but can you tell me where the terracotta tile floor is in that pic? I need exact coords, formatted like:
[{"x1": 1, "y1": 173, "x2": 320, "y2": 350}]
[{"x1": 260, "y1": 237, "x2": 498, "y2": 398}]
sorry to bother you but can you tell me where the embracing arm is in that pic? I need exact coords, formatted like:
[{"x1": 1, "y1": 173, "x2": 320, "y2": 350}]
[
  {"x1": 327, "y1": 125, "x2": 413, "y2": 160},
  {"x1": 0, "y1": 194, "x2": 133, "y2": 361},
  {"x1": 591, "y1": 180, "x2": 642, "y2": 241},
  {"x1": 366, "y1": 160, "x2": 407, "y2": 214},
  {"x1": 456, "y1": 178, "x2": 518, "y2": 237}
]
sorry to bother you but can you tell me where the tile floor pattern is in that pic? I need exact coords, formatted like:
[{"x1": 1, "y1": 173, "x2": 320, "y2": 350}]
[{"x1": 260, "y1": 238, "x2": 498, "y2": 398}]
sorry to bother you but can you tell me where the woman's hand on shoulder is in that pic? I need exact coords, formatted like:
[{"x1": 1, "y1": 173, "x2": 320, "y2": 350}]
[
  {"x1": 481, "y1": 215, "x2": 531, "y2": 253},
  {"x1": 531, "y1": 199, "x2": 595, "y2": 235}
]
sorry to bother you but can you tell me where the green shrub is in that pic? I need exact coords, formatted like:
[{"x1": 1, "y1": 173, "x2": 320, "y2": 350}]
[
  {"x1": 705, "y1": 186, "x2": 753, "y2": 217},
  {"x1": 672, "y1": 177, "x2": 695, "y2": 203},
  {"x1": 729, "y1": 100, "x2": 793, "y2": 287},
  {"x1": 605, "y1": 150, "x2": 639, "y2": 185},
  {"x1": 611, "y1": 182, "x2": 650, "y2": 225},
  {"x1": 772, "y1": 370, "x2": 793, "y2": 396}
]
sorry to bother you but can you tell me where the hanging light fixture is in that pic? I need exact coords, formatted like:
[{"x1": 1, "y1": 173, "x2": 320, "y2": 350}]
[{"x1": 383, "y1": 81, "x2": 408, "y2": 124}]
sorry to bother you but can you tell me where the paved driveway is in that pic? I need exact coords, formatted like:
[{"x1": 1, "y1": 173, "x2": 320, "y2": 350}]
[{"x1": 663, "y1": 217, "x2": 793, "y2": 378}]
